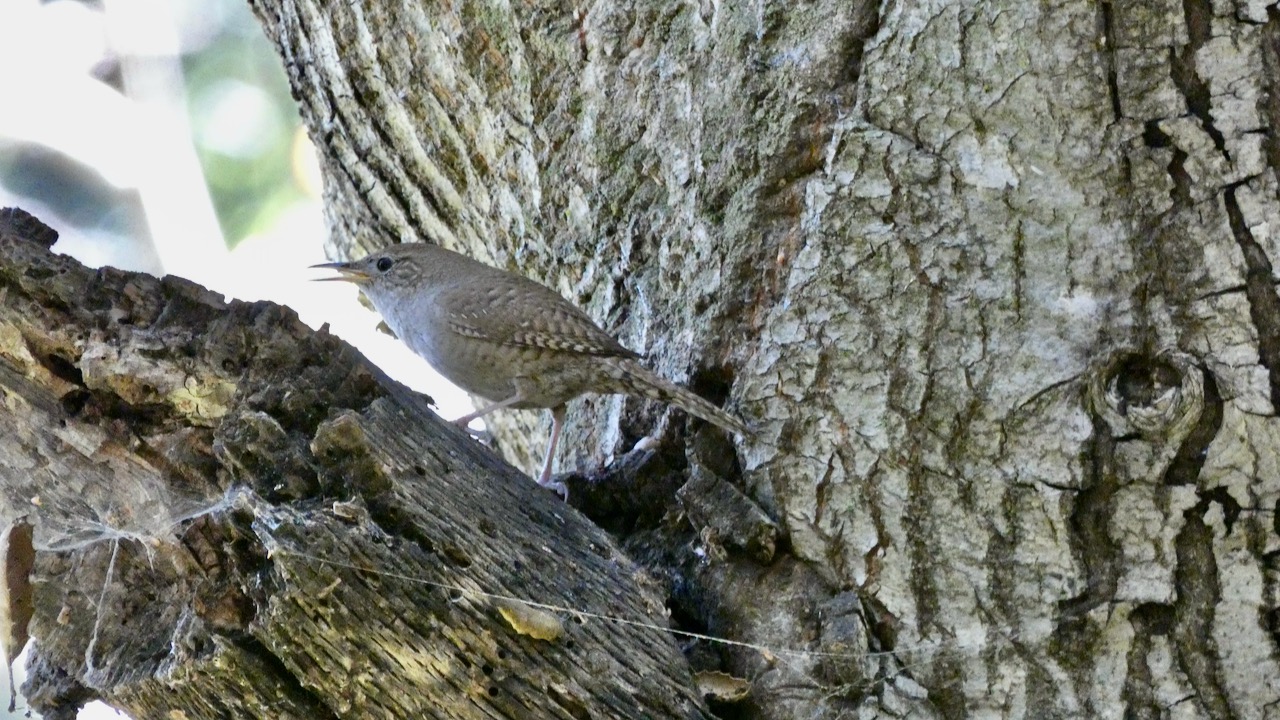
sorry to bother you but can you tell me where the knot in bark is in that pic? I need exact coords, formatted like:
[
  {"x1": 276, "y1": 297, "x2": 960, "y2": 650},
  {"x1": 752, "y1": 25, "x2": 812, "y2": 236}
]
[{"x1": 1088, "y1": 350, "x2": 1203, "y2": 442}]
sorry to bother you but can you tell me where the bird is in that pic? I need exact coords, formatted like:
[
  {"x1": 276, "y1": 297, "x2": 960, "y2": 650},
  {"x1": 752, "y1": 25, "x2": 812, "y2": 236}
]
[{"x1": 311, "y1": 242, "x2": 750, "y2": 497}]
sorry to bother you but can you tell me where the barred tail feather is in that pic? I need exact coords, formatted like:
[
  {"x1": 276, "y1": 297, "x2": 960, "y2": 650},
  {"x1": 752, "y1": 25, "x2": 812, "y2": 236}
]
[{"x1": 606, "y1": 358, "x2": 752, "y2": 438}]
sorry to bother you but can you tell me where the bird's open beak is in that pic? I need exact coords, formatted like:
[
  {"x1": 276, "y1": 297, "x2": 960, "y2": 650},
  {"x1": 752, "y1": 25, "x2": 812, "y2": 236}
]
[{"x1": 309, "y1": 261, "x2": 371, "y2": 285}]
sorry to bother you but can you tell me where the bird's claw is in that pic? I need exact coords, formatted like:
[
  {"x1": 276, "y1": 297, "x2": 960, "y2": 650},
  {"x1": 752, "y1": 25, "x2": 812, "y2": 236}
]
[
  {"x1": 453, "y1": 419, "x2": 492, "y2": 442},
  {"x1": 538, "y1": 475, "x2": 569, "y2": 502}
]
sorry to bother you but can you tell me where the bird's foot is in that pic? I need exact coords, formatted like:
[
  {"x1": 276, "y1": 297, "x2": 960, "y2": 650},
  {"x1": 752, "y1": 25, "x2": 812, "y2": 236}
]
[
  {"x1": 453, "y1": 418, "x2": 492, "y2": 442},
  {"x1": 465, "y1": 427, "x2": 494, "y2": 443},
  {"x1": 537, "y1": 472, "x2": 569, "y2": 502}
]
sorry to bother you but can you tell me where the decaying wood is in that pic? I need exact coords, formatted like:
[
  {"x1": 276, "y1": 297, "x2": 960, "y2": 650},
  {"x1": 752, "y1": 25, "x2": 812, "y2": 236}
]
[{"x1": 0, "y1": 209, "x2": 709, "y2": 719}]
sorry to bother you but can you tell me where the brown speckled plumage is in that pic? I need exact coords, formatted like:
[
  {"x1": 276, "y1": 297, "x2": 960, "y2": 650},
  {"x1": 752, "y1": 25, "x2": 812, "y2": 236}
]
[{"x1": 313, "y1": 242, "x2": 749, "y2": 497}]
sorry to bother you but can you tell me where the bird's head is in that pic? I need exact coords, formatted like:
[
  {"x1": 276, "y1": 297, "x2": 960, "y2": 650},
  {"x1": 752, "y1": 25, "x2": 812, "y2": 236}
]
[{"x1": 310, "y1": 243, "x2": 434, "y2": 303}]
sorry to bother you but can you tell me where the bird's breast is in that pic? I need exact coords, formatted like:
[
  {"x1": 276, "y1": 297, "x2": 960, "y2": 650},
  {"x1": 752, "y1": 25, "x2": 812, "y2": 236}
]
[{"x1": 379, "y1": 302, "x2": 512, "y2": 401}]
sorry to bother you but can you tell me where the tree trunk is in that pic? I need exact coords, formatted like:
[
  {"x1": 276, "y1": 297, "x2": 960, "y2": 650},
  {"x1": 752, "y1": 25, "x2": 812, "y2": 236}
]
[
  {"x1": 0, "y1": 210, "x2": 707, "y2": 719},
  {"x1": 8, "y1": 0, "x2": 1280, "y2": 716},
  {"x1": 249, "y1": 0, "x2": 1280, "y2": 716}
]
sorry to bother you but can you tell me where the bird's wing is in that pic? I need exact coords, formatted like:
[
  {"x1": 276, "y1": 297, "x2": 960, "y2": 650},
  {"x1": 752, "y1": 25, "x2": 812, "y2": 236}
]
[{"x1": 436, "y1": 280, "x2": 640, "y2": 359}]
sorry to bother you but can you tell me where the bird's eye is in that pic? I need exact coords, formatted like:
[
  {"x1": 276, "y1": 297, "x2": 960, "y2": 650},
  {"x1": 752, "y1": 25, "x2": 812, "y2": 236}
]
[{"x1": 376, "y1": 257, "x2": 394, "y2": 272}]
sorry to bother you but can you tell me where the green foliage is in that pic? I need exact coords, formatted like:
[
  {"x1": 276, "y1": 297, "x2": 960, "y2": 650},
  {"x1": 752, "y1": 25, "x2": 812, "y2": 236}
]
[{"x1": 182, "y1": 9, "x2": 306, "y2": 249}]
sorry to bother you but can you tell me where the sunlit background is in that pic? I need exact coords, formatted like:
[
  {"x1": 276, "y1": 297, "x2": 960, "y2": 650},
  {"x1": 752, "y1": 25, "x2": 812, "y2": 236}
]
[{"x1": 1, "y1": 1, "x2": 471, "y2": 717}]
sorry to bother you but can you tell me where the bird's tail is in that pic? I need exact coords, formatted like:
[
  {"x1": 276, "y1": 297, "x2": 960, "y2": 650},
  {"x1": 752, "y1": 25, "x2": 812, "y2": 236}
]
[{"x1": 602, "y1": 357, "x2": 752, "y2": 438}]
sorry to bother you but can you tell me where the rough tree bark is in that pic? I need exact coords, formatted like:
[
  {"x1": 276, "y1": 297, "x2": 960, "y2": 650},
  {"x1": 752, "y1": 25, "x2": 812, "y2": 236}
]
[
  {"x1": 0, "y1": 211, "x2": 708, "y2": 718},
  {"x1": 5, "y1": 0, "x2": 1280, "y2": 717},
  {"x1": 246, "y1": 0, "x2": 1280, "y2": 717}
]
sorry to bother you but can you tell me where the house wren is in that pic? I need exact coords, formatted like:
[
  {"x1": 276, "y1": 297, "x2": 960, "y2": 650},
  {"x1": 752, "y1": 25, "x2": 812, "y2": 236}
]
[{"x1": 312, "y1": 242, "x2": 749, "y2": 497}]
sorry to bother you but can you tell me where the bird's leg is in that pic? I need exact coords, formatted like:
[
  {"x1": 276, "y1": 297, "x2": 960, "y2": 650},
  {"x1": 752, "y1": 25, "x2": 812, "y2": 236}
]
[
  {"x1": 537, "y1": 405, "x2": 568, "y2": 500},
  {"x1": 453, "y1": 393, "x2": 525, "y2": 428},
  {"x1": 451, "y1": 392, "x2": 567, "y2": 499}
]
